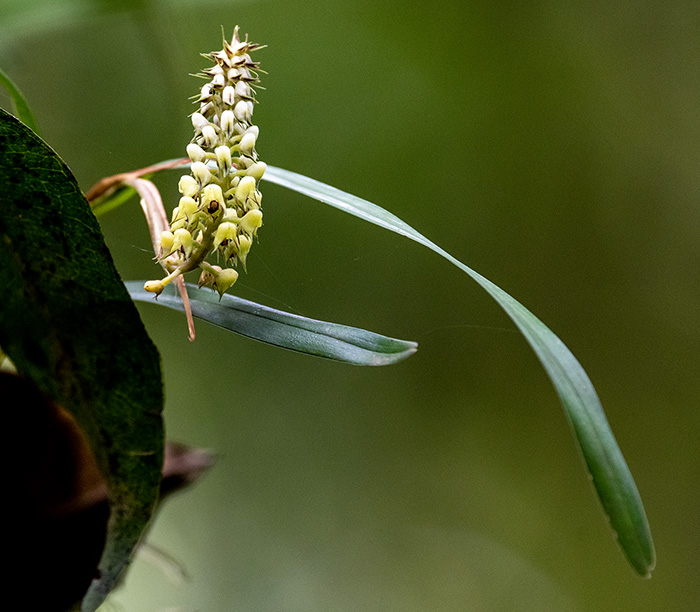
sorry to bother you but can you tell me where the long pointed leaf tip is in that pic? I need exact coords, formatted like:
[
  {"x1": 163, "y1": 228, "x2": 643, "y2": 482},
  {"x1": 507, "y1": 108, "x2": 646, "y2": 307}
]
[{"x1": 145, "y1": 26, "x2": 266, "y2": 299}]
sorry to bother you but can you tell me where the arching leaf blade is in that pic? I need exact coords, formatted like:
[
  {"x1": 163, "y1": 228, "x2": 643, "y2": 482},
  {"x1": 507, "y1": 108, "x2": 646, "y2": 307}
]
[
  {"x1": 263, "y1": 165, "x2": 656, "y2": 577},
  {"x1": 126, "y1": 281, "x2": 417, "y2": 366},
  {"x1": 0, "y1": 65, "x2": 39, "y2": 134}
]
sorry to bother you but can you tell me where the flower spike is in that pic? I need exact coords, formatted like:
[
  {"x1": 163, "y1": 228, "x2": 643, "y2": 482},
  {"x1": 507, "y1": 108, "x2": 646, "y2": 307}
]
[{"x1": 144, "y1": 26, "x2": 265, "y2": 299}]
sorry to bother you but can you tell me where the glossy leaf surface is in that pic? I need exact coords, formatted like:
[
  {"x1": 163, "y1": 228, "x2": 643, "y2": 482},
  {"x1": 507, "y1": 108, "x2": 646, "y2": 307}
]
[
  {"x1": 127, "y1": 281, "x2": 417, "y2": 366},
  {"x1": 0, "y1": 109, "x2": 164, "y2": 611},
  {"x1": 263, "y1": 165, "x2": 656, "y2": 577},
  {"x1": 0, "y1": 65, "x2": 39, "y2": 133}
]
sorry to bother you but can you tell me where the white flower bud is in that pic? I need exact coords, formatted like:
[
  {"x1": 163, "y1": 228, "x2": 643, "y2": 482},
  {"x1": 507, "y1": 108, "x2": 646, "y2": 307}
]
[
  {"x1": 178, "y1": 175, "x2": 199, "y2": 197},
  {"x1": 238, "y1": 234, "x2": 252, "y2": 256},
  {"x1": 233, "y1": 53, "x2": 251, "y2": 66},
  {"x1": 239, "y1": 131, "x2": 257, "y2": 155},
  {"x1": 159, "y1": 230, "x2": 175, "y2": 255},
  {"x1": 234, "y1": 176, "x2": 256, "y2": 204},
  {"x1": 235, "y1": 80, "x2": 251, "y2": 99},
  {"x1": 214, "y1": 267, "x2": 239, "y2": 297},
  {"x1": 201, "y1": 125, "x2": 217, "y2": 148},
  {"x1": 191, "y1": 161, "x2": 211, "y2": 186},
  {"x1": 186, "y1": 143, "x2": 207, "y2": 162},
  {"x1": 170, "y1": 217, "x2": 187, "y2": 232},
  {"x1": 215, "y1": 145, "x2": 232, "y2": 173},
  {"x1": 248, "y1": 190, "x2": 262, "y2": 210},
  {"x1": 234, "y1": 100, "x2": 252, "y2": 123},
  {"x1": 227, "y1": 67, "x2": 241, "y2": 81},
  {"x1": 211, "y1": 73, "x2": 225, "y2": 89},
  {"x1": 244, "y1": 125, "x2": 259, "y2": 138},
  {"x1": 178, "y1": 196, "x2": 198, "y2": 218},
  {"x1": 173, "y1": 228, "x2": 195, "y2": 257},
  {"x1": 191, "y1": 112, "x2": 208, "y2": 132},
  {"x1": 237, "y1": 155, "x2": 253, "y2": 169},
  {"x1": 213, "y1": 221, "x2": 237, "y2": 249},
  {"x1": 200, "y1": 84, "x2": 212, "y2": 101},
  {"x1": 223, "y1": 208, "x2": 240, "y2": 222},
  {"x1": 220, "y1": 110, "x2": 235, "y2": 138},
  {"x1": 240, "y1": 209, "x2": 263, "y2": 234},
  {"x1": 222, "y1": 85, "x2": 235, "y2": 106},
  {"x1": 245, "y1": 161, "x2": 267, "y2": 181}
]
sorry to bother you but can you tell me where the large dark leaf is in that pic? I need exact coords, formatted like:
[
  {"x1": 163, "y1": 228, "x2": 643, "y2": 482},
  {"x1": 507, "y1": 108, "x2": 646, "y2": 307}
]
[{"x1": 0, "y1": 108, "x2": 164, "y2": 611}]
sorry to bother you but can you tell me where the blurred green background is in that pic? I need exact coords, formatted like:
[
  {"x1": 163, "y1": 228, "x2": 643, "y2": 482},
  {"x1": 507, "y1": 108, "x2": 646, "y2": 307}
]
[{"x1": 2, "y1": 1, "x2": 699, "y2": 610}]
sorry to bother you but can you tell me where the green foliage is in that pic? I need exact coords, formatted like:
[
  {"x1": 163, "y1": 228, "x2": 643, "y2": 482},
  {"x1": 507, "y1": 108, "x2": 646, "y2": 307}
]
[
  {"x1": 263, "y1": 165, "x2": 656, "y2": 577},
  {"x1": 127, "y1": 281, "x2": 417, "y2": 366},
  {"x1": 0, "y1": 109, "x2": 164, "y2": 612},
  {"x1": 0, "y1": 15, "x2": 659, "y2": 608},
  {"x1": 0, "y1": 66, "x2": 39, "y2": 134}
]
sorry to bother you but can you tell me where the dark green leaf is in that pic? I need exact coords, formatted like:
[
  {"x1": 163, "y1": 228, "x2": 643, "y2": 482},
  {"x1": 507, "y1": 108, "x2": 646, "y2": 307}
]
[
  {"x1": 0, "y1": 109, "x2": 164, "y2": 611},
  {"x1": 127, "y1": 281, "x2": 417, "y2": 366},
  {"x1": 263, "y1": 165, "x2": 656, "y2": 577},
  {"x1": 0, "y1": 66, "x2": 39, "y2": 134}
]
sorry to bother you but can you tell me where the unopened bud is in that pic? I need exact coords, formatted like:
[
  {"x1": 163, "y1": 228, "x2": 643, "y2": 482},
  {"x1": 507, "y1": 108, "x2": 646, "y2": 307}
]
[
  {"x1": 191, "y1": 112, "x2": 208, "y2": 132},
  {"x1": 239, "y1": 131, "x2": 257, "y2": 155},
  {"x1": 215, "y1": 268, "x2": 239, "y2": 297},
  {"x1": 235, "y1": 176, "x2": 256, "y2": 205},
  {"x1": 235, "y1": 80, "x2": 251, "y2": 99},
  {"x1": 222, "y1": 85, "x2": 235, "y2": 106},
  {"x1": 191, "y1": 161, "x2": 211, "y2": 186},
  {"x1": 187, "y1": 143, "x2": 207, "y2": 162},
  {"x1": 173, "y1": 228, "x2": 194, "y2": 257},
  {"x1": 239, "y1": 209, "x2": 263, "y2": 235},
  {"x1": 215, "y1": 145, "x2": 232, "y2": 173},
  {"x1": 237, "y1": 156, "x2": 253, "y2": 169},
  {"x1": 213, "y1": 221, "x2": 237, "y2": 249},
  {"x1": 237, "y1": 234, "x2": 253, "y2": 270},
  {"x1": 144, "y1": 280, "x2": 165, "y2": 296},
  {"x1": 201, "y1": 125, "x2": 217, "y2": 148},
  {"x1": 247, "y1": 190, "x2": 262, "y2": 210},
  {"x1": 233, "y1": 100, "x2": 252, "y2": 123},
  {"x1": 221, "y1": 109, "x2": 235, "y2": 138},
  {"x1": 159, "y1": 230, "x2": 175, "y2": 255},
  {"x1": 246, "y1": 161, "x2": 267, "y2": 181},
  {"x1": 238, "y1": 234, "x2": 252, "y2": 255},
  {"x1": 178, "y1": 196, "x2": 198, "y2": 218},
  {"x1": 178, "y1": 175, "x2": 199, "y2": 198},
  {"x1": 200, "y1": 84, "x2": 212, "y2": 101}
]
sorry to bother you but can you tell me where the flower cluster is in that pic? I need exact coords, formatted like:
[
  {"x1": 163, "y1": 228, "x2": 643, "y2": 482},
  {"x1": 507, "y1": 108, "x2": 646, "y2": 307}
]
[{"x1": 145, "y1": 27, "x2": 265, "y2": 298}]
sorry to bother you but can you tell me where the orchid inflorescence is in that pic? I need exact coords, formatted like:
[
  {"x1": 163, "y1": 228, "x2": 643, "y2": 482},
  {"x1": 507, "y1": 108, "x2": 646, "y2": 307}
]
[{"x1": 144, "y1": 26, "x2": 265, "y2": 298}]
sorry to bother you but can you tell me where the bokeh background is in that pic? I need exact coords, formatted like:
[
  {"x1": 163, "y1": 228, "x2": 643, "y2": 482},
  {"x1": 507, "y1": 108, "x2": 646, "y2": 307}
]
[{"x1": 2, "y1": 1, "x2": 699, "y2": 610}]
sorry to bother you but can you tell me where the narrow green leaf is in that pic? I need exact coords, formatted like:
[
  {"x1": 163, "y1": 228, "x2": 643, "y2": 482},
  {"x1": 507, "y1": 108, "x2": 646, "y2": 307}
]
[
  {"x1": 0, "y1": 109, "x2": 164, "y2": 611},
  {"x1": 263, "y1": 165, "x2": 656, "y2": 577},
  {"x1": 90, "y1": 183, "x2": 138, "y2": 216},
  {"x1": 127, "y1": 281, "x2": 417, "y2": 366},
  {"x1": 0, "y1": 66, "x2": 39, "y2": 134}
]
